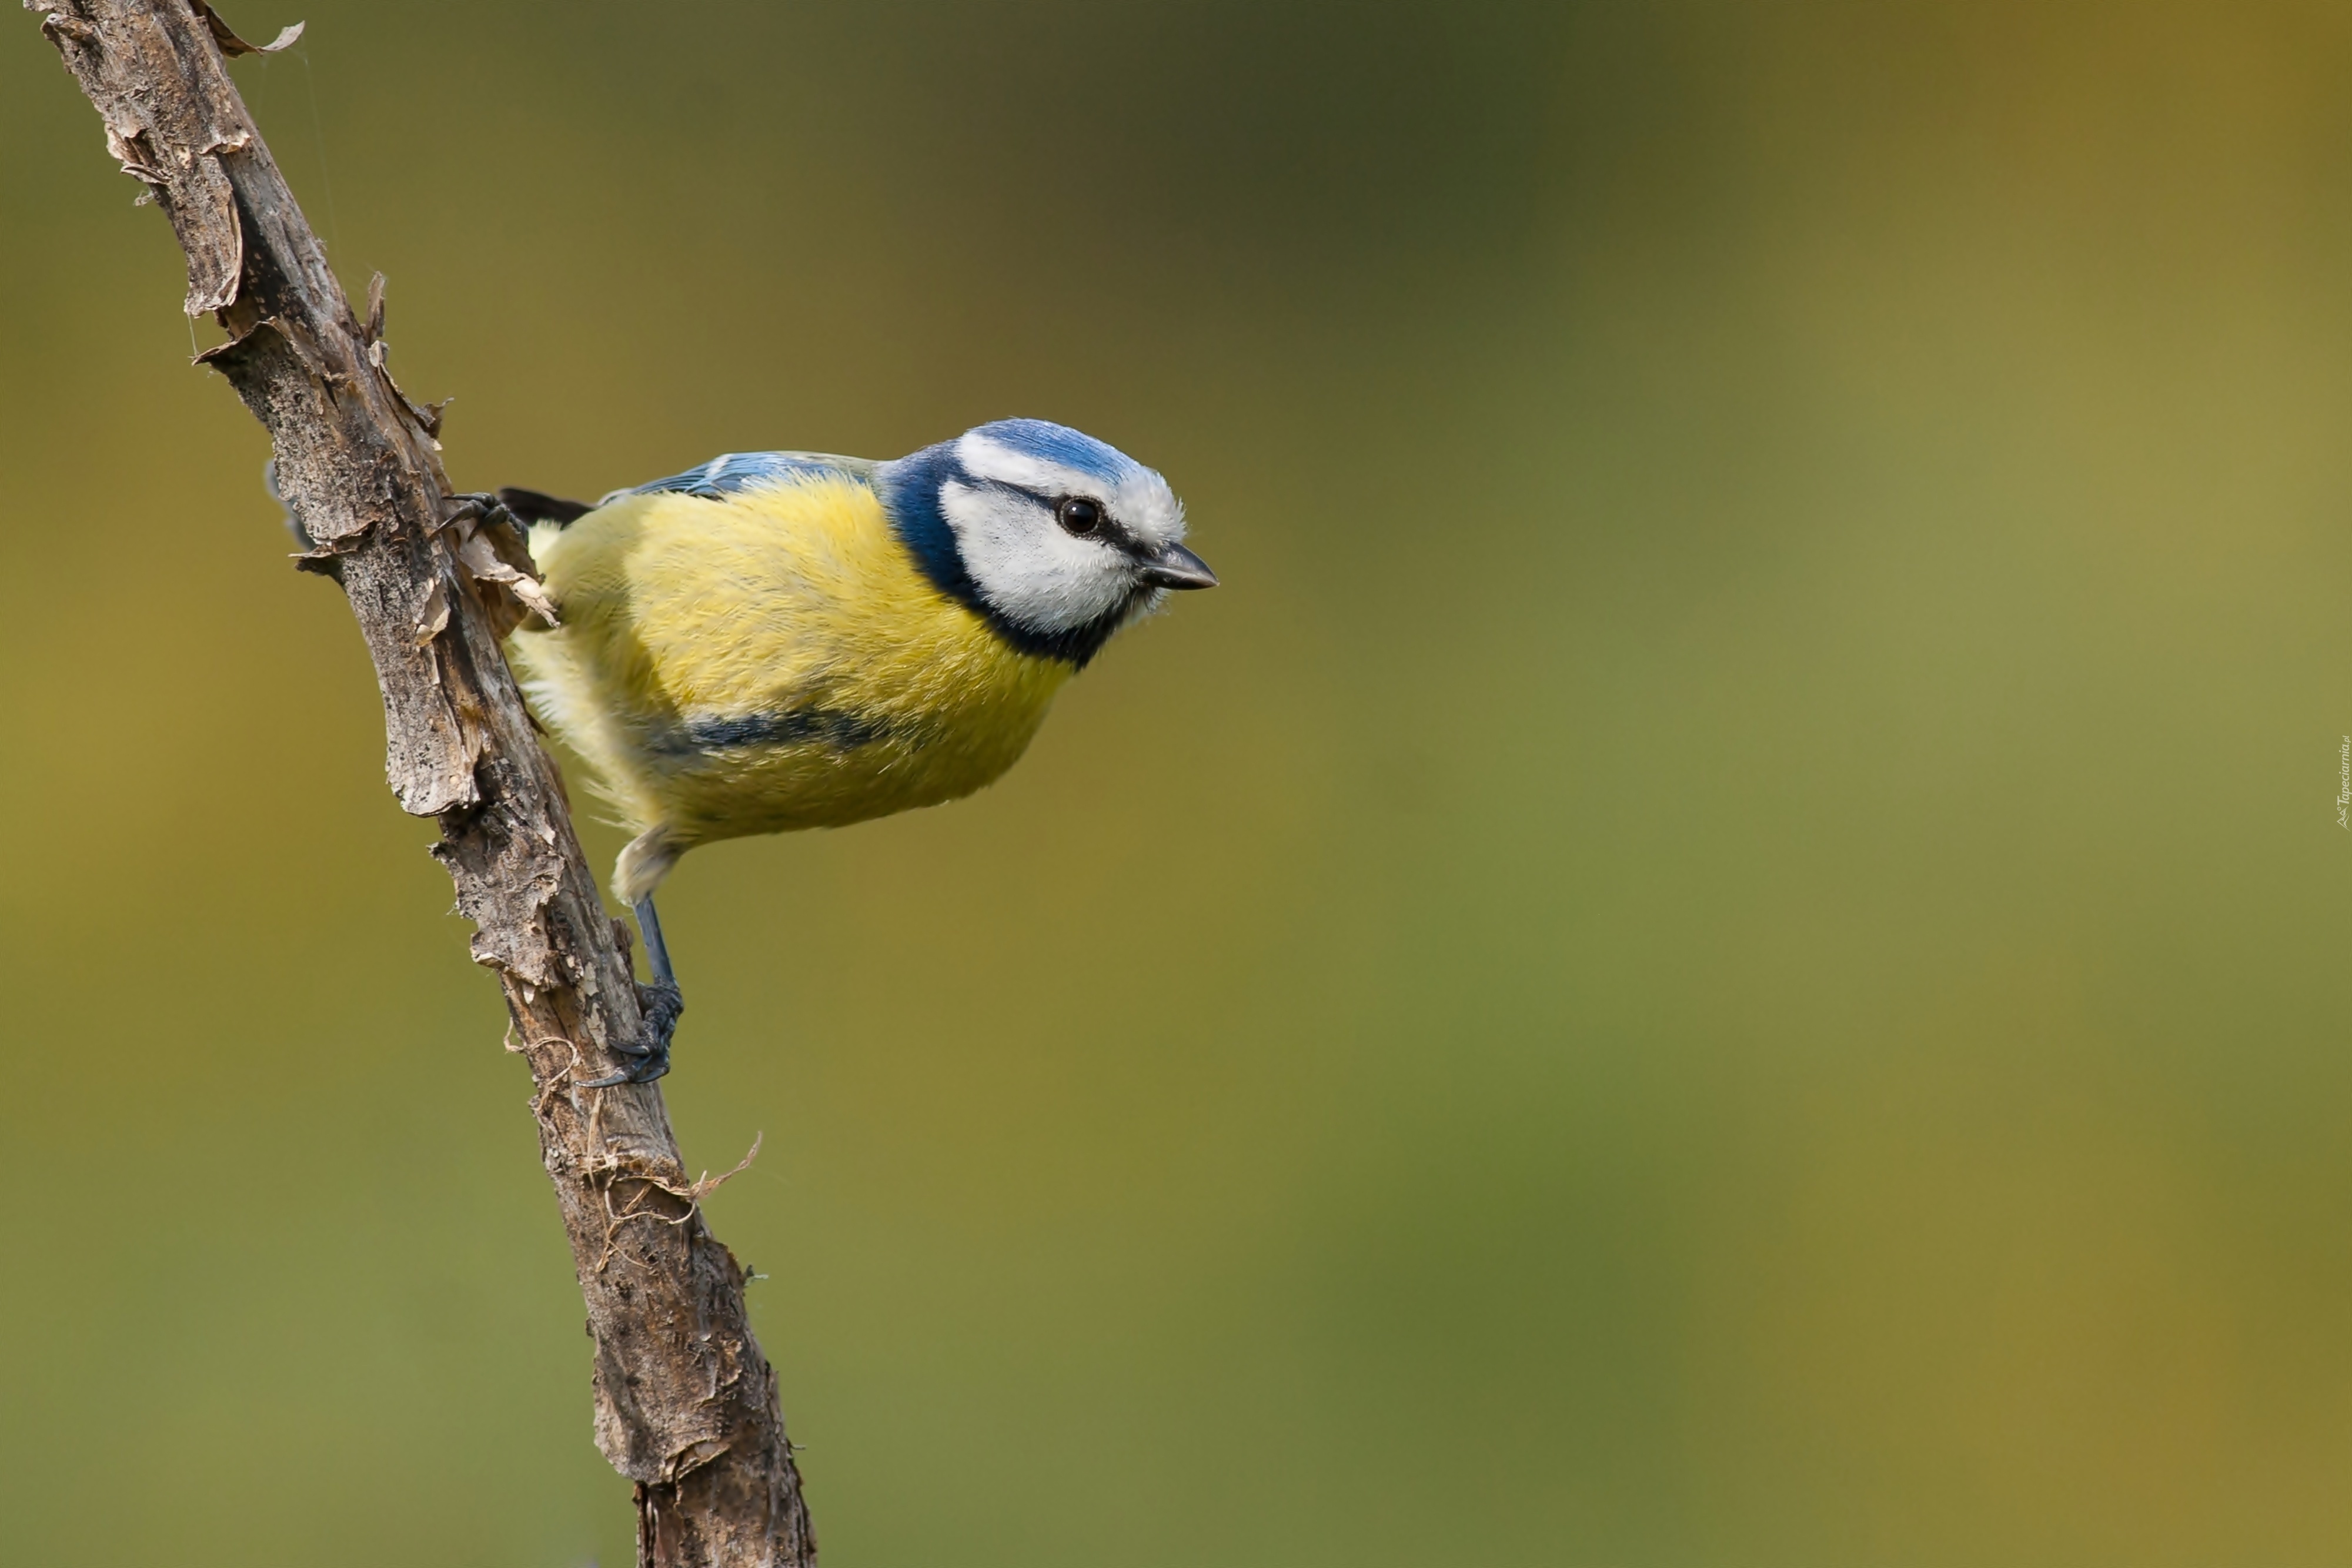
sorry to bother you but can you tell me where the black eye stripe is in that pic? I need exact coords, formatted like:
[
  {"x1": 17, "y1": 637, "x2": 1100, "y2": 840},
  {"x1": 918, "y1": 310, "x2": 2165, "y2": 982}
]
[
  {"x1": 962, "y1": 476, "x2": 1141, "y2": 549},
  {"x1": 1052, "y1": 493, "x2": 1150, "y2": 553}
]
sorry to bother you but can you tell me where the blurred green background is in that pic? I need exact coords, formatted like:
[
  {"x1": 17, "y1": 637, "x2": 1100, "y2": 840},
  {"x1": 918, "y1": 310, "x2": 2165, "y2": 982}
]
[{"x1": 5, "y1": 1, "x2": 2351, "y2": 1563}]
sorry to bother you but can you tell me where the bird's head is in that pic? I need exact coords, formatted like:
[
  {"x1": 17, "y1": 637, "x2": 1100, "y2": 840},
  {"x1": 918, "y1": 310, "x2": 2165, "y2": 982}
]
[{"x1": 878, "y1": 419, "x2": 1215, "y2": 666}]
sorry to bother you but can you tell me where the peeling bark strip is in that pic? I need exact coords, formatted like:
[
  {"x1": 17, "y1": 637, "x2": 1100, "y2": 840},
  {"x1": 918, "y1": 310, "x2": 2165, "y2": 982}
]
[{"x1": 26, "y1": 4, "x2": 816, "y2": 1562}]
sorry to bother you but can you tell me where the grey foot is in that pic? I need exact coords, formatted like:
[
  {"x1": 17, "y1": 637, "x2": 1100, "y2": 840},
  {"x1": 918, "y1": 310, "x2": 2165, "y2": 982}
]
[
  {"x1": 580, "y1": 895, "x2": 684, "y2": 1088},
  {"x1": 580, "y1": 979, "x2": 681, "y2": 1086}
]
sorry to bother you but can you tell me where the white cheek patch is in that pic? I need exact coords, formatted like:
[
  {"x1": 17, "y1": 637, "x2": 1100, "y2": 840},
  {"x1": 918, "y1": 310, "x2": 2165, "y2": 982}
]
[
  {"x1": 956, "y1": 432, "x2": 1187, "y2": 551},
  {"x1": 940, "y1": 480, "x2": 1137, "y2": 634}
]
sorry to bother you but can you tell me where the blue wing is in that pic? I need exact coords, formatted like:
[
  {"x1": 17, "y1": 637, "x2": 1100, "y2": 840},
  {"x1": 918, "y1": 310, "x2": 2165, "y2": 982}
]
[{"x1": 629, "y1": 450, "x2": 877, "y2": 501}]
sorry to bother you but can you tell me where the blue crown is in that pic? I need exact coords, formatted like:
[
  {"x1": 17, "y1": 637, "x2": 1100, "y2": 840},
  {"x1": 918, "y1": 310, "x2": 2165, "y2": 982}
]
[{"x1": 964, "y1": 418, "x2": 1142, "y2": 487}]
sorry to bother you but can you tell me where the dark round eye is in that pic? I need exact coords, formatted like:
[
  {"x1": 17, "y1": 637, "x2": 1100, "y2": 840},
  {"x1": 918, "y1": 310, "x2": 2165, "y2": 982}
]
[{"x1": 1056, "y1": 496, "x2": 1103, "y2": 537}]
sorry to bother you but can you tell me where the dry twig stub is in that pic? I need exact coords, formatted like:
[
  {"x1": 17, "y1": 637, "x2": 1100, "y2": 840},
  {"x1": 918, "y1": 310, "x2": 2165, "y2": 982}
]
[{"x1": 26, "y1": 3, "x2": 816, "y2": 1561}]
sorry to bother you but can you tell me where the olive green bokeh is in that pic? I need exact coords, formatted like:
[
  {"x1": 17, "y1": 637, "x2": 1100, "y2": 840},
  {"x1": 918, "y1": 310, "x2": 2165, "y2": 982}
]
[{"x1": 5, "y1": 2, "x2": 2350, "y2": 1563}]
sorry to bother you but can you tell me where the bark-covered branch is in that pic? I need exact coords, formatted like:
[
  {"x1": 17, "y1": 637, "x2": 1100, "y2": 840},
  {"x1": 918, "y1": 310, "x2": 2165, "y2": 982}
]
[{"x1": 26, "y1": 4, "x2": 815, "y2": 1562}]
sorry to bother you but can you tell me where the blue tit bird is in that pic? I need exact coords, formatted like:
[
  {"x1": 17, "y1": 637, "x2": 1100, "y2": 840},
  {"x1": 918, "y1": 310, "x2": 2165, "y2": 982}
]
[{"x1": 488, "y1": 417, "x2": 1216, "y2": 1085}]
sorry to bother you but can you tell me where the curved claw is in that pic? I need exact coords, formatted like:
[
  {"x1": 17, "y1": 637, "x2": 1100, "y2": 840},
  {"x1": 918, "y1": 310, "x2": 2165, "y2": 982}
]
[
  {"x1": 440, "y1": 490, "x2": 518, "y2": 529},
  {"x1": 578, "y1": 1052, "x2": 669, "y2": 1089}
]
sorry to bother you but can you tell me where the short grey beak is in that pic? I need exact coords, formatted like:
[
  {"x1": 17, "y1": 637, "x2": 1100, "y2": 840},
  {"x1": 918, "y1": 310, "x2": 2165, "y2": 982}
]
[{"x1": 1138, "y1": 541, "x2": 1219, "y2": 590}]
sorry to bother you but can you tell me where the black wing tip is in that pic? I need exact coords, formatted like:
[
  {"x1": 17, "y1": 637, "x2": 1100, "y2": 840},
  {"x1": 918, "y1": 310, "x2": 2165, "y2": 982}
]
[{"x1": 495, "y1": 487, "x2": 596, "y2": 527}]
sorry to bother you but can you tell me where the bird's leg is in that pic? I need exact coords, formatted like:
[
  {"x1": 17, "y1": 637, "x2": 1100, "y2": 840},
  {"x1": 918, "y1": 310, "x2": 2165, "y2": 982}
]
[
  {"x1": 581, "y1": 896, "x2": 685, "y2": 1088},
  {"x1": 633, "y1": 894, "x2": 685, "y2": 1052}
]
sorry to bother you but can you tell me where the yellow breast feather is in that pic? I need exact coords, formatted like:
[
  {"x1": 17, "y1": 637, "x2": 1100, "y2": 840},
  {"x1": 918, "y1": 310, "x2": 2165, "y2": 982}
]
[{"x1": 511, "y1": 473, "x2": 1072, "y2": 896}]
